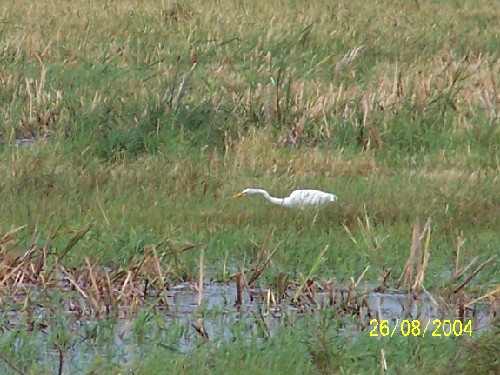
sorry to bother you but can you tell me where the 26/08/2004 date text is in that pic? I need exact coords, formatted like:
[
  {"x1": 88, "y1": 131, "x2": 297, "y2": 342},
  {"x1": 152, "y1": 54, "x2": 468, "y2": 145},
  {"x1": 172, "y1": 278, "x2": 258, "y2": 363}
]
[{"x1": 369, "y1": 319, "x2": 472, "y2": 337}]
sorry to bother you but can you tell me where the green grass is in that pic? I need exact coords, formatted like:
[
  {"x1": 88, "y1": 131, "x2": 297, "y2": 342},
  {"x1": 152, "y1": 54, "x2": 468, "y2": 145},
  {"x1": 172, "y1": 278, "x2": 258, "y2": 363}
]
[
  {"x1": 0, "y1": 0, "x2": 499, "y2": 373},
  {"x1": 1, "y1": 304, "x2": 498, "y2": 374},
  {"x1": 1, "y1": 147, "x2": 497, "y2": 288}
]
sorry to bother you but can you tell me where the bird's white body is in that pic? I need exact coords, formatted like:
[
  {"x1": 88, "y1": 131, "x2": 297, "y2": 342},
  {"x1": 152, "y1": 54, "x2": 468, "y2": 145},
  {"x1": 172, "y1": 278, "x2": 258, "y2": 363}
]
[{"x1": 233, "y1": 188, "x2": 337, "y2": 209}]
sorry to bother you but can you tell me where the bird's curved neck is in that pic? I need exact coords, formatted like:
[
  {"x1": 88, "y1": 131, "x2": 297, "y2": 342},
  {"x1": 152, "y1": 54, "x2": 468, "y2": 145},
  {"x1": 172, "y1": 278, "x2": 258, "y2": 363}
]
[
  {"x1": 268, "y1": 196, "x2": 285, "y2": 206},
  {"x1": 255, "y1": 190, "x2": 285, "y2": 206}
]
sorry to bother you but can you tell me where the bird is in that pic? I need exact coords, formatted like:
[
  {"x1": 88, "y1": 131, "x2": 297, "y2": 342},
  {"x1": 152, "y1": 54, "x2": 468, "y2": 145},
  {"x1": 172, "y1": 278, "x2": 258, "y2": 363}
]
[{"x1": 232, "y1": 188, "x2": 337, "y2": 209}]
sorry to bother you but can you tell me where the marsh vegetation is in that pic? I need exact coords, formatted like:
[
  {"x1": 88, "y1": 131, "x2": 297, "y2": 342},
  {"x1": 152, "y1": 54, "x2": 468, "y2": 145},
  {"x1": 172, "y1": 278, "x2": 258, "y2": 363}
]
[{"x1": 0, "y1": 0, "x2": 499, "y2": 373}]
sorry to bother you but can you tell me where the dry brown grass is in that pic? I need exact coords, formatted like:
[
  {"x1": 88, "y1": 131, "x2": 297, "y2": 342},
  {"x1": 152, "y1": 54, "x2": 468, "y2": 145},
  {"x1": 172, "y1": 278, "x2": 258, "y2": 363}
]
[
  {"x1": 2, "y1": 0, "x2": 498, "y2": 144},
  {"x1": 228, "y1": 129, "x2": 378, "y2": 177}
]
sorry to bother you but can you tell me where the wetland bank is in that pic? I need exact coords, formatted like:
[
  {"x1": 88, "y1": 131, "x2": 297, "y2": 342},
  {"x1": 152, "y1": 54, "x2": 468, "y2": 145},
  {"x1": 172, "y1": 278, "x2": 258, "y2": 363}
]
[{"x1": 1, "y1": 0, "x2": 499, "y2": 373}]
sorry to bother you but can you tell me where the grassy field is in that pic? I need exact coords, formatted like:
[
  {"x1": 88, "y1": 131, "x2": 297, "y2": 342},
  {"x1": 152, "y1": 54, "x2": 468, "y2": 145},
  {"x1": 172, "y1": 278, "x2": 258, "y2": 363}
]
[{"x1": 0, "y1": 0, "x2": 499, "y2": 373}]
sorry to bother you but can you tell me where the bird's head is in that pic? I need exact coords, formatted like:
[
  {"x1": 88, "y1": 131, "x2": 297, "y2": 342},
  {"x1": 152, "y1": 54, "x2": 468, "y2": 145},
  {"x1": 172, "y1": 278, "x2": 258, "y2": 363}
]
[
  {"x1": 232, "y1": 188, "x2": 251, "y2": 198},
  {"x1": 233, "y1": 188, "x2": 265, "y2": 198}
]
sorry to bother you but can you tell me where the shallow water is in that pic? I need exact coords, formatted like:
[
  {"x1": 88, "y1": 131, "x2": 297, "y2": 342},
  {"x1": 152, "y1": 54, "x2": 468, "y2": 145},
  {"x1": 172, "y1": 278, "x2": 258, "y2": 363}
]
[{"x1": 0, "y1": 281, "x2": 494, "y2": 373}]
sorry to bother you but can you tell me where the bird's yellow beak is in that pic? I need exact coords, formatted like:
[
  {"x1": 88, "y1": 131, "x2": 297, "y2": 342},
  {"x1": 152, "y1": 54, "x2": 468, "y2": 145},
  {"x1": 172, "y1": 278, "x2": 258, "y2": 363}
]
[{"x1": 232, "y1": 191, "x2": 245, "y2": 198}]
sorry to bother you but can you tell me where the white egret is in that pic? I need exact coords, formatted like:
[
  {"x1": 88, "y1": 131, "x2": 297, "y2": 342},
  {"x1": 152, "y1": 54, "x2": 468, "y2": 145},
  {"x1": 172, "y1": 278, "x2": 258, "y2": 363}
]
[{"x1": 232, "y1": 188, "x2": 337, "y2": 209}]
